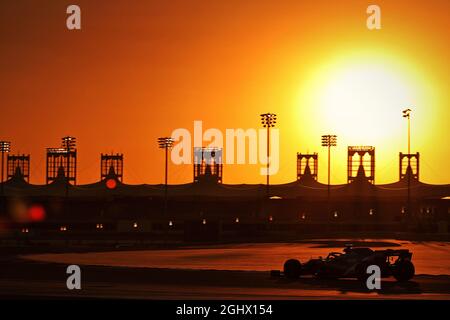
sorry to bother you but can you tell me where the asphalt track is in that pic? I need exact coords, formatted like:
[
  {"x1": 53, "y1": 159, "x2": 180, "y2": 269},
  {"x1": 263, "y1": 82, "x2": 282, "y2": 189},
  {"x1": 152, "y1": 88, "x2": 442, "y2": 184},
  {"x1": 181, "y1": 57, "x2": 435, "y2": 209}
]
[{"x1": 1, "y1": 239, "x2": 449, "y2": 299}]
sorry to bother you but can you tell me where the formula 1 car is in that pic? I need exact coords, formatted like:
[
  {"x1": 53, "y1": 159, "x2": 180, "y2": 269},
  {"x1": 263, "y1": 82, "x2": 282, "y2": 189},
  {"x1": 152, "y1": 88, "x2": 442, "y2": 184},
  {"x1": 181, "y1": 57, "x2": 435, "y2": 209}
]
[{"x1": 273, "y1": 245, "x2": 415, "y2": 282}]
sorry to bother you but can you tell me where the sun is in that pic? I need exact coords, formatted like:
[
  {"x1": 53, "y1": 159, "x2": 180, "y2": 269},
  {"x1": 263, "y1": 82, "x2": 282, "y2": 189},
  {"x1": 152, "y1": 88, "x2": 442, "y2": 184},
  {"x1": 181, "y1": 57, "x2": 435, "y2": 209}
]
[
  {"x1": 315, "y1": 62, "x2": 422, "y2": 146},
  {"x1": 291, "y1": 50, "x2": 440, "y2": 184},
  {"x1": 296, "y1": 51, "x2": 429, "y2": 148}
]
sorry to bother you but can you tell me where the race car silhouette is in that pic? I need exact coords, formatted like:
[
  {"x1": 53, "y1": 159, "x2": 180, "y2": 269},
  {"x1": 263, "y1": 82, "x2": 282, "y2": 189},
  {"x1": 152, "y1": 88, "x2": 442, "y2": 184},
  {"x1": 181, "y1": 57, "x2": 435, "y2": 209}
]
[{"x1": 274, "y1": 245, "x2": 415, "y2": 282}]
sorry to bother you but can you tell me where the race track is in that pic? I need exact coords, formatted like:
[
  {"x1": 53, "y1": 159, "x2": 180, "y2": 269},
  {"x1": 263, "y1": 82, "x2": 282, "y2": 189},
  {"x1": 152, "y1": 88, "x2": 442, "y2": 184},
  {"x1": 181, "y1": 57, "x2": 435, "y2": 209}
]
[{"x1": 1, "y1": 239, "x2": 449, "y2": 299}]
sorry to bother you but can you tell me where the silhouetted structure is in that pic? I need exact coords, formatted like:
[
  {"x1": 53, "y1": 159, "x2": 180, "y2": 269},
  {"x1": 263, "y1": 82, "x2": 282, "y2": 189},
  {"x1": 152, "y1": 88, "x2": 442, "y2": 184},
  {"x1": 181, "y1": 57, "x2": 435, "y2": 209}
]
[
  {"x1": 0, "y1": 144, "x2": 448, "y2": 238},
  {"x1": 158, "y1": 137, "x2": 174, "y2": 215},
  {"x1": 322, "y1": 135, "x2": 337, "y2": 213},
  {"x1": 46, "y1": 137, "x2": 77, "y2": 185},
  {"x1": 399, "y1": 152, "x2": 419, "y2": 180},
  {"x1": 7, "y1": 154, "x2": 30, "y2": 182},
  {"x1": 101, "y1": 153, "x2": 123, "y2": 182},
  {"x1": 297, "y1": 153, "x2": 318, "y2": 181},
  {"x1": 194, "y1": 147, "x2": 223, "y2": 183},
  {"x1": 0, "y1": 141, "x2": 11, "y2": 195},
  {"x1": 348, "y1": 146, "x2": 375, "y2": 184},
  {"x1": 260, "y1": 113, "x2": 277, "y2": 197}
]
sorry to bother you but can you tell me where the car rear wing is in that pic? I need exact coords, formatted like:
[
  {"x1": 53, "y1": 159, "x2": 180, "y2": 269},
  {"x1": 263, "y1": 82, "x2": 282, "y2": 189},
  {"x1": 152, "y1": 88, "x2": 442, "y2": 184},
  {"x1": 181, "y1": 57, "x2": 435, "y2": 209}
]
[{"x1": 376, "y1": 249, "x2": 412, "y2": 260}]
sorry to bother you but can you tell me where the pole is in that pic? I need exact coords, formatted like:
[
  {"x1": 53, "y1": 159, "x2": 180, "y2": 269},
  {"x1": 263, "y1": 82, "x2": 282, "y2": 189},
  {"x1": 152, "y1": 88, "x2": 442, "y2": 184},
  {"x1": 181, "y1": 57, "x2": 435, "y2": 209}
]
[
  {"x1": 266, "y1": 125, "x2": 270, "y2": 198},
  {"x1": 158, "y1": 137, "x2": 173, "y2": 216},
  {"x1": 407, "y1": 114, "x2": 411, "y2": 218},
  {"x1": 66, "y1": 144, "x2": 70, "y2": 198},
  {"x1": 408, "y1": 115, "x2": 411, "y2": 154},
  {"x1": 164, "y1": 146, "x2": 168, "y2": 216},
  {"x1": 1, "y1": 151, "x2": 4, "y2": 196},
  {"x1": 327, "y1": 144, "x2": 331, "y2": 211},
  {"x1": 402, "y1": 109, "x2": 412, "y2": 220}
]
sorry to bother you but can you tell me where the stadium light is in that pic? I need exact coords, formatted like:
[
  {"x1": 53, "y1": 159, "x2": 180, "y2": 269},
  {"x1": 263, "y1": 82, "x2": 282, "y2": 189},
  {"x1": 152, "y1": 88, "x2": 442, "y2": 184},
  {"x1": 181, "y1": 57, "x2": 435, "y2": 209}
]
[
  {"x1": 62, "y1": 136, "x2": 76, "y2": 152},
  {"x1": 402, "y1": 109, "x2": 412, "y2": 217},
  {"x1": 61, "y1": 136, "x2": 76, "y2": 197},
  {"x1": 158, "y1": 137, "x2": 174, "y2": 216},
  {"x1": 402, "y1": 109, "x2": 411, "y2": 154},
  {"x1": 260, "y1": 113, "x2": 277, "y2": 198},
  {"x1": 321, "y1": 135, "x2": 337, "y2": 215},
  {"x1": 0, "y1": 141, "x2": 11, "y2": 195}
]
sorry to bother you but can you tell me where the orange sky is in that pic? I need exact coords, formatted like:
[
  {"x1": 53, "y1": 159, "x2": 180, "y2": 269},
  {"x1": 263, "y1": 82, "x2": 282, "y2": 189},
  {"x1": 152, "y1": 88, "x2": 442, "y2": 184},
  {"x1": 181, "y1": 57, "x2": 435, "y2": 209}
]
[{"x1": 0, "y1": 0, "x2": 448, "y2": 185}]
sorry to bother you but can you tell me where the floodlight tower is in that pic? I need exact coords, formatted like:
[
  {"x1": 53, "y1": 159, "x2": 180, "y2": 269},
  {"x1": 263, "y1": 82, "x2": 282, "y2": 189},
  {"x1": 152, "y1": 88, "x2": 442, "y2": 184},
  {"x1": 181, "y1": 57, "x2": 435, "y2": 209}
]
[
  {"x1": 101, "y1": 153, "x2": 124, "y2": 181},
  {"x1": 260, "y1": 113, "x2": 277, "y2": 198},
  {"x1": 402, "y1": 109, "x2": 411, "y2": 155},
  {"x1": 0, "y1": 141, "x2": 11, "y2": 196},
  {"x1": 158, "y1": 137, "x2": 174, "y2": 216},
  {"x1": 321, "y1": 135, "x2": 337, "y2": 211},
  {"x1": 402, "y1": 108, "x2": 412, "y2": 217},
  {"x1": 7, "y1": 154, "x2": 30, "y2": 182},
  {"x1": 62, "y1": 136, "x2": 76, "y2": 197}
]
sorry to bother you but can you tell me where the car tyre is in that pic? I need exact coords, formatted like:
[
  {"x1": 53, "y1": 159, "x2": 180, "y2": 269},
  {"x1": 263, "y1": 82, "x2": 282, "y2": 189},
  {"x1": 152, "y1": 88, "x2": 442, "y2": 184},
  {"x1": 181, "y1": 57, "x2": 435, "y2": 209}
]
[
  {"x1": 392, "y1": 260, "x2": 415, "y2": 282},
  {"x1": 283, "y1": 259, "x2": 302, "y2": 279}
]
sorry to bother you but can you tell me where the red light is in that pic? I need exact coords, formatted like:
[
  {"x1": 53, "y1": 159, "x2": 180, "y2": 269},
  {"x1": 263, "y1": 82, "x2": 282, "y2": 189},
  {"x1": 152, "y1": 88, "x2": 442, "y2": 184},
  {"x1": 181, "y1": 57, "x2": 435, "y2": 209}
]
[
  {"x1": 28, "y1": 205, "x2": 46, "y2": 222},
  {"x1": 106, "y1": 179, "x2": 117, "y2": 190}
]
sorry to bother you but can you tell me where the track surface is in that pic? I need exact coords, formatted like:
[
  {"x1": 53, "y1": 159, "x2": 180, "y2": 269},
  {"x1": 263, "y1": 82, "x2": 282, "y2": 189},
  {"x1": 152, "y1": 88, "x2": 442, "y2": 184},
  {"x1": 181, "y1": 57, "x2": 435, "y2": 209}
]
[{"x1": 1, "y1": 239, "x2": 449, "y2": 299}]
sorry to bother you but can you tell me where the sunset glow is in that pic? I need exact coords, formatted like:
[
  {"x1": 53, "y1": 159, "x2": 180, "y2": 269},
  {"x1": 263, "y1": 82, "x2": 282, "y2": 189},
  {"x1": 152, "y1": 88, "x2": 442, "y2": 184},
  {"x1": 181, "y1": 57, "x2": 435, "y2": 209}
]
[
  {"x1": 0, "y1": 0, "x2": 449, "y2": 304},
  {"x1": 0, "y1": 0, "x2": 448, "y2": 185}
]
